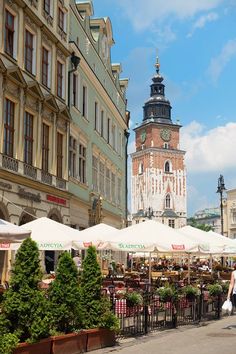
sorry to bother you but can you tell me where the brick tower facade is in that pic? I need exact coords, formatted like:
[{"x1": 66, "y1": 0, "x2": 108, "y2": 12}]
[{"x1": 131, "y1": 57, "x2": 187, "y2": 228}]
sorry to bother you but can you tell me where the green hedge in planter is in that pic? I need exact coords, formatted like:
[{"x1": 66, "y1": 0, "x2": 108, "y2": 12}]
[
  {"x1": 156, "y1": 286, "x2": 177, "y2": 302},
  {"x1": 182, "y1": 285, "x2": 200, "y2": 299},
  {"x1": 48, "y1": 252, "x2": 81, "y2": 333},
  {"x1": 0, "y1": 238, "x2": 51, "y2": 344},
  {"x1": 0, "y1": 333, "x2": 19, "y2": 354}
]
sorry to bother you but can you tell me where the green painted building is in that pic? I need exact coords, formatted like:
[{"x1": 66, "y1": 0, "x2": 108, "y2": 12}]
[{"x1": 68, "y1": 0, "x2": 129, "y2": 229}]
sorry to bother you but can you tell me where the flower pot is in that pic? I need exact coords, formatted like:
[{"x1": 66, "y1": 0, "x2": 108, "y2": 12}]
[
  {"x1": 51, "y1": 332, "x2": 87, "y2": 354},
  {"x1": 13, "y1": 338, "x2": 52, "y2": 354},
  {"x1": 86, "y1": 328, "x2": 115, "y2": 352}
]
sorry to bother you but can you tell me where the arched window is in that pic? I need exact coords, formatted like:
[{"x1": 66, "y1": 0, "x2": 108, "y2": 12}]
[
  {"x1": 138, "y1": 162, "x2": 144, "y2": 175},
  {"x1": 164, "y1": 161, "x2": 170, "y2": 172},
  {"x1": 165, "y1": 194, "x2": 171, "y2": 208}
]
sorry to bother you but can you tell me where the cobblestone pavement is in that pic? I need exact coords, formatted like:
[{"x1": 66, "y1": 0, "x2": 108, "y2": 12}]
[{"x1": 95, "y1": 315, "x2": 236, "y2": 354}]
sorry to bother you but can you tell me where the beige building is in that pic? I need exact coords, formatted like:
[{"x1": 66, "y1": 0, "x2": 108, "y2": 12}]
[
  {"x1": 0, "y1": 0, "x2": 72, "y2": 280},
  {"x1": 223, "y1": 189, "x2": 236, "y2": 239}
]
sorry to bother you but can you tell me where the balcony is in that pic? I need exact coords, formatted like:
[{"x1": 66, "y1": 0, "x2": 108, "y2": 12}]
[
  {"x1": 2, "y1": 155, "x2": 18, "y2": 173},
  {"x1": 41, "y1": 170, "x2": 53, "y2": 186},
  {"x1": 0, "y1": 154, "x2": 67, "y2": 190},
  {"x1": 24, "y1": 163, "x2": 37, "y2": 180}
]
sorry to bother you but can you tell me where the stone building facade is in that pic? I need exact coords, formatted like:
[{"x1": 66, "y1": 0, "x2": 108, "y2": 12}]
[
  {"x1": 131, "y1": 57, "x2": 186, "y2": 228},
  {"x1": 223, "y1": 188, "x2": 236, "y2": 239},
  {"x1": 0, "y1": 0, "x2": 129, "y2": 280}
]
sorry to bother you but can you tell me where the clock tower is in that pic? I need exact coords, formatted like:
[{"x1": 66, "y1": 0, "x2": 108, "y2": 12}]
[{"x1": 131, "y1": 57, "x2": 187, "y2": 228}]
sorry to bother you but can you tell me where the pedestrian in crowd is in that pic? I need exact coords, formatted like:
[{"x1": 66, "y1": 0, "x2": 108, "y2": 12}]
[
  {"x1": 73, "y1": 252, "x2": 81, "y2": 271},
  {"x1": 227, "y1": 263, "x2": 236, "y2": 308}
]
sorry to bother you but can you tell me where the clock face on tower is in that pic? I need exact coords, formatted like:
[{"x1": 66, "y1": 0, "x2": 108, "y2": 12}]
[
  {"x1": 140, "y1": 130, "x2": 146, "y2": 143},
  {"x1": 160, "y1": 128, "x2": 171, "y2": 142}
]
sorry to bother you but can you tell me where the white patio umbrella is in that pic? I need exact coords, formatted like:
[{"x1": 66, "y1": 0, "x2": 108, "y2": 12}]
[
  {"x1": 106, "y1": 220, "x2": 201, "y2": 253},
  {"x1": 72, "y1": 223, "x2": 118, "y2": 249},
  {"x1": 0, "y1": 219, "x2": 30, "y2": 249},
  {"x1": 19, "y1": 217, "x2": 80, "y2": 250},
  {"x1": 180, "y1": 226, "x2": 236, "y2": 255}
]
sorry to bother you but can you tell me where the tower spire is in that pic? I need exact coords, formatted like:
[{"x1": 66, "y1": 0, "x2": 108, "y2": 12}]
[{"x1": 155, "y1": 52, "x2": 160, "y2": 74}]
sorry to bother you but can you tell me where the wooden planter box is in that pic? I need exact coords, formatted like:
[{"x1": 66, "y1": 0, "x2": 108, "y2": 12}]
[
  {"x1": 51, "y1": 332, "x2": 87, "y2": 354},
  {"x1": 13, "y1": 338, "x2": 52, "y2": 354},
  {"x1": 86, "y1": 328, "x2": 116, "y2": 352}
]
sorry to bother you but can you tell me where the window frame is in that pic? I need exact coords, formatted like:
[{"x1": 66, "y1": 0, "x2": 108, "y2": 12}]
[
  {"x1": 69, "y1": 136, "x2": 77, "y2": 178},
  {"x1": 82, "y1": 85, "x2": 87, "y2": 118},
  {"x1": 56, "y1": 132, "x2": 63, "y2": 179},
  {"x1": 4, "y1": 98, "x2": 15, "y2": 157},
  {"x1": 4, "y1": 9, "x2": 15, "y2": 58},
  {"x1": 56, "y1": 60, "x2": 64, "y2": 98},
  {"x1": 78, "y1": 143, "x2": 86, "y2": 184},
  {"x1": 42, "y1": 46, "x2": 50, "y2": 87},
  {"x1": 42, "y1": 123, "x2": 49, "y2": 172},
  {"x1": 24, "y1": 111, "x2": 34, "y2": 165},
  {"x1": 25, "y1": 29, "x2": 35, "y2": 74}
]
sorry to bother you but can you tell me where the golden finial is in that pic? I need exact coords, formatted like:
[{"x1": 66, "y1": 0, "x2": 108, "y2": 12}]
[{"x1": 155, "y1": 49, "x2": 160, "y2": 73}]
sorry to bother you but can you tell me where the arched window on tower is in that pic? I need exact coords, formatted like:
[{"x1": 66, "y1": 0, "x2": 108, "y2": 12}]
[
  {"x1": 165, "y1": 194, "x2": 171, "y2": 209},
  {"x1": 138, "y1": 162, "x2": 144, "y2": 175},
  {"x1": 164, "y1": 161, "x2": 170, "y2": 172}
]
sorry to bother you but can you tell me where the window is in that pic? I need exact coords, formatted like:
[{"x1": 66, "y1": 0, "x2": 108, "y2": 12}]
[
  {"x1": 232, "y1": 211, "x2": 236, "y2": 224},
  {"x1": 44, "y1": 0, "x2": 51, "y2": 15},
  {"x1": 92, "y1": 156, "x2": 98, "y2": 191},
  {"x1": 112, "y1": 125, "x2": 116, "y2": 150},
  {"x1": 78, "y1": 144, "x2": 86, "y2": 184},
  {"x1": 58, "y1": 8, "x2": 65, "y2": 32},
  {"x1": 138, "y1": 162, "x2": 144, "y2": 175},
  {"x1": 4, "y1": 99, "x2": 15, "y2": 157},
  {"x1": 165, "y1": 194, "x2": 171, "y2": 208},
  {"x1": 99, "y1": 161, "x2": 105, "y2": 195},
  {"x1": 69, "y1": 136, "x2": 76, "y2": 178},
  {"x1": 111, "y1": 172, "x2": 116, "y2": 203},
  {"x1": 42, "y1": 123, "x2": 49, "y2": 172},
  {"x1": 164, "y1": 161, "x2": 170, "y2": 172},
  {"x1": 42, "y1": 47, "x2": 49, "y2": 87},
  {"x1": 168, "y1": 219, "x2": 175, "y2": 228},
  {"x1": 117, "y1": 177, "x2": 121, "y2": 206},
  {"x1": 107, "y1": 118, "x2": 110, "y2": 144},
  {"x1": 100, "y1": 110, "x2": 104, "y2": 137},
  {"x1": 5, "y1": 10, "x2": 15, "y2": 57},
  {"x1": 164, "y1": 143, "x2": 169, "y2": 149},
  {"x1": 25, "y1": 30, "x2": 34, "y2": 73},
  {"x1": 82, "y1": 85, "x2": 87, "y2": 118},
  {"x1": 94, "y1": 102, "x2": 98, "y2": 131},
  {"x1": 24, "y1": 112, "x2": 34, "y2": 165},
  {"x1": 57, "y1": 132, "x2": 63, "y2": 178},
  {"x1": 57, "y1": 61, "x2": 63, "y2": 98},
  {"x1": 105, "y1": 167, "x2": 111, "y2": 200},
  {"x1": 72, "y1": 73, "x2": 78, "y2": 107}
]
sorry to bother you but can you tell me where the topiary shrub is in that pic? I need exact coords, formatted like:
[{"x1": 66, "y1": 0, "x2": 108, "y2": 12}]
[
  {"x1": 0, "y1": 333, "x2": 19, "y2": 354},
  {"x1": 156, "y1": 286, "x2": 177, "y2": 302},
  {"x1": 79, "y1": 246, "x2": 103, "y2": 329},
  {"x1": 207, "y1": 283, "x2": 223, "y2": 297},
  {"x1": 0, "y1": 238, "x2": 50, "y2": 343},
  {"x1": 48, "y1": 252, "x2": 81, "y2": 333},
  {"x1": 182, "y1": 285, "x2": 200, "y2": 300}
]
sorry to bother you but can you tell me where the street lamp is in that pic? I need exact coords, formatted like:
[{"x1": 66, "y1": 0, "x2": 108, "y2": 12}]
[
  {"x1": 145, "y1": 207, "x2": 154, "y2": 219},
  {"x1": 216, "y1": 174, "x2": 226, "y2": 235},
  {"x1": 68, "y1": 52, "x2": 80, "y2": 106}
]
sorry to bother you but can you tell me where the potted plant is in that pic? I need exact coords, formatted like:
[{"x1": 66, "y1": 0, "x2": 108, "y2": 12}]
[
  {"x1": 182, "y1": 285, "x2": 200, "y2": 301},
  {"x1": 0, "y1": 333, "x2": 19, "y2": 354},
  {"x1": 207, "y1": 283, "x2": 223, "y2": 297},
  {"x1": 156, "y1": 286, "x2": 175, "y2": 303},
  {"x1": 79, "y1": 246, "x2": 117, "y2": 352},
  {"x1": 0, "y1": 238, "x2": 52, "y2": 354},
  {"x1": 48, "y1": 252, "x2": 87, "y2": 354},
  {"x1": 125, "y1": 292, "x2": 143, "y2": 307}
]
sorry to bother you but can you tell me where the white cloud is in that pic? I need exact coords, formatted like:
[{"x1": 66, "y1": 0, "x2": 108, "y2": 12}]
[
  {"x1": 181, "y1": 121, "x2": 236, "y2": 172},
  {"x1": 207, "y1": 39, "x2": 236, "y2": 83},
  {"x1": 187, "y1": 12, "x2": 219, "y2": 37},
  {"x1": 118, "y1": 0, "x2": 224, "y2": 31}
]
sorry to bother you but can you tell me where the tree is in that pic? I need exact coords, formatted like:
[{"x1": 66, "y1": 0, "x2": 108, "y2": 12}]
[
  {"x1": 188, "y1": 217, "x2": 213, "y2": 231},
  {"x1": 0, "y1": 238, "x2": 50, "y2": 342},
  {"x1": 48, "y1": 252, "x2": 80, "y2": 333},
  {"x1": 79, "y1": 246, "x2": 103, "y2": 329}
]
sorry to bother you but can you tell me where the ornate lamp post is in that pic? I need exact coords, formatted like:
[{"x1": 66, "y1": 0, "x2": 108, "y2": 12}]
[
  {"x1": 216, "y1": 174, "x2": 226, "y2": 236},
  {"x1": 145, "y1": 207, "x2": 154, "y2": 219}
]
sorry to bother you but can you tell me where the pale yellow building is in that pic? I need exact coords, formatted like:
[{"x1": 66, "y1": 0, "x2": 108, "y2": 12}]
[
  {"x1": 0, "y1": 0, "x2": 72, "y2": 280},
  {"x1": 223, "y1": 189, "x2": 236, "y2": 239}
]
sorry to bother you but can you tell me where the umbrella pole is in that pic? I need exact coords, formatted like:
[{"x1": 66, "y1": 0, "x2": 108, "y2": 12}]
[
  {"x1": 187, "y1": 254, "x2": 191, "y2": 284},
  {"x1": 209, "y1": 254, "x2": 213, "y2": 271},
  {"x1": 148, "y1": 252, "x2": 152, "y2": 284}
]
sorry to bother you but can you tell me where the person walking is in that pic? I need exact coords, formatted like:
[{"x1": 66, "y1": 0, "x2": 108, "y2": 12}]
[{"x1": 227, "y1": 264, "x2": 236, "y2": 307}]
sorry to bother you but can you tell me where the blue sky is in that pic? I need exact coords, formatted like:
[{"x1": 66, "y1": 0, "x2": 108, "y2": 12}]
[{"x1": 92, "y1": 0, "x2": 236, "y2": 216}]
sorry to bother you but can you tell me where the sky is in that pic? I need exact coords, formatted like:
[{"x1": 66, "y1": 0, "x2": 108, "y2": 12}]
[{"x1": 91, "y1": 0, "x2": 236, "y2": 216}]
